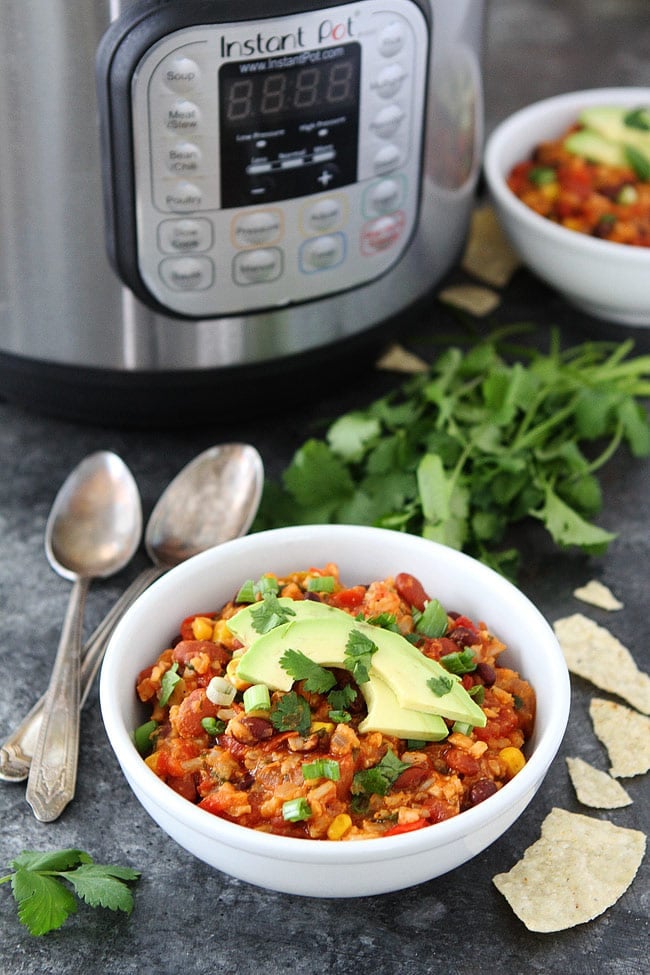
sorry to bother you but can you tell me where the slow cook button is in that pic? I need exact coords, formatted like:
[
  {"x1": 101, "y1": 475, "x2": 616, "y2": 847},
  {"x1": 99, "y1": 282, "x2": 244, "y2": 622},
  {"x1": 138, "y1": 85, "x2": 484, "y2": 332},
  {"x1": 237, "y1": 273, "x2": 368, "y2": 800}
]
[
  {"x1": 233, "y1": 210, "x2": 282, "y2": 248},
  {"x1": 158, "y1": 218, "x2": 213, "y2": 254},
  {"x1": 233, "y1": 248, "x2": 282, "y2": 284},
  {"x1": 300, "y1": 233, "x2": 345, "y2": 272},
  {"x1": 159, "y1": 256, "x2": 214, "y2": 291}
]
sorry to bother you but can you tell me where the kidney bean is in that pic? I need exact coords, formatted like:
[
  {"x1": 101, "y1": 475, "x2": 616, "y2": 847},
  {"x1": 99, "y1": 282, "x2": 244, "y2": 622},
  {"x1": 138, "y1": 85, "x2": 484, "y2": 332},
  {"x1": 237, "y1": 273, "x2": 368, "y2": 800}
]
[
  {"x1": 468, "y1": 779, "x2": 498, "y2": 806},
  {"x1": 475, "y1": 662, "x2": 496, "y2": 686},
  {"x1": 394, "y1": 766, "x2": 429, "y2": 790},
  {"x1": 449, "y1": 626, "x2": 479, "y2": 648},
  {"x1": 394, "y1": 572, "x2": 429, "y2": 611}
]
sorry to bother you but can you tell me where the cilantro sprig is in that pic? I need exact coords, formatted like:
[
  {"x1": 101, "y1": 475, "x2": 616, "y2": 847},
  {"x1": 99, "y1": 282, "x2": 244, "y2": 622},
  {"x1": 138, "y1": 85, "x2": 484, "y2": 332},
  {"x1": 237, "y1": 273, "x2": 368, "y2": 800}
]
[
  {"x1": 344, "y1": 630, "x2": 378, "y2": 684},
  {"x1": 1, "y1": 849, "x2": 140, "y2": 936},
  {"x1": 253, "y1": 329, "x2": 650, "y2": 578},
  {"x1": 280, "y1": 649, "x2": 336, "y2": 693},
  {"x1": 352, "y1": 749, "x2": 410, "y2": 801}
]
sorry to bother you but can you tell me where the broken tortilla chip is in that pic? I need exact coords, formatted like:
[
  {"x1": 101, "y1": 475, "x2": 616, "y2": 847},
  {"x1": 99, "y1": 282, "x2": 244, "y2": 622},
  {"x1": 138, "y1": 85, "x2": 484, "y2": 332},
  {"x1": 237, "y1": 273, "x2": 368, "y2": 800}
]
[
  {"x1": 573, "y1": 580, "x2": 623, "y2": 611},
  {"x1": 438, "y1": 283, "x2": 500, "y2": 316},
  {"x1": 553, "y1": 614, "x2": 650, "y2": 714},
  {"x1": 589, "y1": 698, "x2": 650, "y2": 778},
  {"x1": 461, "y1": 205, "x2": 521, "y2": 287},
  {"x1": 375, "y1": 343, "x2": 429, "y2": 374},
  {"x1": 566, "y1": 756, "x2": 632, "y2": 809},
  {"x1": 493, "y1": 807, "x2": 646, "y2": 932}
]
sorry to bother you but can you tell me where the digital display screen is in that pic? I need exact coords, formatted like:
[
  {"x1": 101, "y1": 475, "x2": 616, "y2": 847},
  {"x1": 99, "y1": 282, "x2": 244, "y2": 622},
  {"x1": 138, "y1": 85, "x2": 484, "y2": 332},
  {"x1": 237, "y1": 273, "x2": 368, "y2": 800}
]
[{"x1": 219, "y1": 43, "x2": 361, "y2": 207}]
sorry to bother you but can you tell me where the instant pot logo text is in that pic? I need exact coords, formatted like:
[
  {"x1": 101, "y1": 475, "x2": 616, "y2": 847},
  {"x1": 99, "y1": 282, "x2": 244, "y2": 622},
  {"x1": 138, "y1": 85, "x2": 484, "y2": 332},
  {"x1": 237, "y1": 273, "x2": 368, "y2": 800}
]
[{"x1": 219, "y1": 16, "x2": 356, "y2": 58}]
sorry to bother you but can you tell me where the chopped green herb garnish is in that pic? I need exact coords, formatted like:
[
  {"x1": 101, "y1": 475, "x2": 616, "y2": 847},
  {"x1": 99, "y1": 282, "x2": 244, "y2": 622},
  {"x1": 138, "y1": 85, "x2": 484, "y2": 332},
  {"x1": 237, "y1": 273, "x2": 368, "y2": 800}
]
[
  {"x1": 361, "y1": 611, "x2": 400, "y2": 632},
  {"x1": 306, "y1": 575, "x2": 335, "y2": 592},
  {"x1": 452, "y1": 721, "x2": 475, "y2": 736},
  {"x1": 235, "y1": 574, "x2": 280, "y2": 603},
  {"x1": 249, "y1": 592, "x2": 296, "y2": 634},
  {"x1": 0, "y1": 849, "x2": 140, "y2": 936},
  {"x1": 328, "y1": 709, "x2": 352, "y2": 723},
  {"x1": 133, "y1": 719, "x2": 158, "y2": 756},
  {"x1": 243, "y1": 683, "x2": 271, "y2": 713},
  {"x1": 302, "y1": 758, "x2": 341, "y2": 781},
  {"x1": 440, "y1": 647, "x2": 477, "y2": 674},
  {"x1": 468, "y1": 684, "x2": 485, "y2": 705},
  {"x1": 513, "y1": 693, "x2": 524, "y2": 711},
  {"x1": 624, "y1": 107, "x2": 650, "y2": 131},
  {"x1": 269, "y1": 691, "x2": 311, "y2": 736},
  {"x1": 253, "y1": 329, "x2": 650, "y2": 579},
  {"x1": 343, "y1": 629, "x2": 378, "y2": 684},
  {"x1": 406, "y1": 739, "x2": 428, "y2": 750},
  {"x1": 427, "y1": 674, "x2": 454, "y2": 697},
  {"x1": 528, "y1": 165, "x2": 556, "y2": 186},
  {"x1": 201, "y1": 716, "x2": 226, "y2": 736},
  {"x1": 352, "y1": 748, "x2": 410, "y2": 798},
  {"x1": 414, "y1": 598, "x2": 448, "y2": 638},
  {"x1": 624, "y1": 145, "x2": 650, "y2": 181},
  {"x1": 158, "y1": 662, "x2": 181, "y2": 707},
  {"x1": 282, "y1": 798, "x2": 312, "y2": 822},
  {"x1": 280, "y1": 649, "x2": 337, "y2": 693},
  {"x1": 327, "y1": 685, "x2": 357, "y2": 710}
]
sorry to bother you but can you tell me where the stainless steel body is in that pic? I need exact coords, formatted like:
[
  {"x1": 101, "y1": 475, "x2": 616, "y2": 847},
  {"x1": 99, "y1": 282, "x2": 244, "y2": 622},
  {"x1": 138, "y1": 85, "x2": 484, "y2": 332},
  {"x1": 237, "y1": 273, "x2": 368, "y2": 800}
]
[{"x1": 0, "y1": 1, "x2": 484, "y2": 423}]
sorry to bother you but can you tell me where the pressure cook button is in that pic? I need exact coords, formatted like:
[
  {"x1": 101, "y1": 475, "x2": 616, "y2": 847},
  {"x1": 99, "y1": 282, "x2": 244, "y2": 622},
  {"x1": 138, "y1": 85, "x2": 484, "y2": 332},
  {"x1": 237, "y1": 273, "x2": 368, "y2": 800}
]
[
  {"x1": 165, "y1": 181, "x2": 203, "y2": 212},
  {"x1": 165, "y1": 142, "x2": 202, "y2": 175},
  {"x1": 300, "y1": 234, "x2": 345, "y2": 271},
  {"x1": 371, "y1": 104, "x2": 405, "y2": 139},
  {"x1": 233, "y1": 210, "x2": 282, "y2": 248},
  {"x1": 374, "y1": 64, "x2": 406, "y2": 99},
  {"x1": 161, "y1": 57, "x2": 201, "y2": 94},
  {"x1": 164, "y1": 99, "x2": 201, "y2": 133},
  {"x1": 233, "y1": 248, "x2": 282, "y2": 285},
  {"x1": 158, "y1": 218, "x2": 213, "y2": 254},
  {"x1": 373, "y1": 143, "x2": 403, "y2": 174},
  {"x1": 159, "y1": 256, "x2": 214, "y2": 291},
  {"x1": 378, "y1": 21, "x2": 406, "y2": 57}
]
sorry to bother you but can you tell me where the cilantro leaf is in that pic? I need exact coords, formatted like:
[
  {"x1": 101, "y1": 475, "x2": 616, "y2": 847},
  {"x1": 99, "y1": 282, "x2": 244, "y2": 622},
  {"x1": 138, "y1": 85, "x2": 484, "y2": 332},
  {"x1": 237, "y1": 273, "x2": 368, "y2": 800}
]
[
  {"x1": 352, "y1": 749, "x2": 410, "y2": 798},
  {"x1": 328, "y1": 685, "x2": 357, "y2": 710},
  {"x1": 343, "y1": 629, "x2": 378, "y2": 684},
  {"x1": 427, "y1": 674, "x2": 454, "y2": 696},
  {"x1": 1, "y1": 849, "x2": 140, "y2": 936},
  {"x1": 269, "y1": 691, "x2": 311, "y2": 736},
  {"x1": 250, "y1": 592, "x2": 296, "y2": 634},
  {"x1": 280, "y1": 649, "x2": 336, "y2": 693}
]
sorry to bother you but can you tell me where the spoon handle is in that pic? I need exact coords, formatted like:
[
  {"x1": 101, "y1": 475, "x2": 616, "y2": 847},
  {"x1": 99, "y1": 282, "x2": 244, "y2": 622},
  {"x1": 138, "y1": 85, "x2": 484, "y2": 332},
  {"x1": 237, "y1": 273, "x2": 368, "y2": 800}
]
[
  {"x1": 0, "y1": 566, "x2": 162, "y2": 783},
  {"x1": 26, "y1": 576, "x2": 89, "y2": 821}
]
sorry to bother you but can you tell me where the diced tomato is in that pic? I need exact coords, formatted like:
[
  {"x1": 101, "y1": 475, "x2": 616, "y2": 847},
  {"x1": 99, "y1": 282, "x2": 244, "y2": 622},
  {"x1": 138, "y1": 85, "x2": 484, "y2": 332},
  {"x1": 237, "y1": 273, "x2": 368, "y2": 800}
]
[
  {"x1": 384, "y1": 818, "x2": 428, "y2": 836},
  {"x1": 329, "y1": 586, "x2": 366, "y2": 611}
]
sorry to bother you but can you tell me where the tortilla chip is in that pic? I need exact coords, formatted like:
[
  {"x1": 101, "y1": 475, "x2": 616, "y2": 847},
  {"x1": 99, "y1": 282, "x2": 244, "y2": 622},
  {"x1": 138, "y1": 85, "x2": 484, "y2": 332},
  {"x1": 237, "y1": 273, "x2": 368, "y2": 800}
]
[
  {"x1": 566, "y1": 756, "x2": 632, "y2": 808},
  {"x1": 375, "y1": 343, "x2": 429, "y2": 374},
  {"x1": 589, "y1": 698, "x2": 650, "y2": 778},
  {"x1": 573, "y1": 580, "x2": 623, "y2": 611},
  {"x1": 461, "y1": 205, "x2": 521, "y2": 287},
  {"x1": 553, "y1": 614, "x2": 650, "y2": 714},
  {"x1": 438, "y1": 283, "x2": 500, "y2": 316},
  {"x1": 493, "y1": 807, "x2": 646, "y2": 932}
]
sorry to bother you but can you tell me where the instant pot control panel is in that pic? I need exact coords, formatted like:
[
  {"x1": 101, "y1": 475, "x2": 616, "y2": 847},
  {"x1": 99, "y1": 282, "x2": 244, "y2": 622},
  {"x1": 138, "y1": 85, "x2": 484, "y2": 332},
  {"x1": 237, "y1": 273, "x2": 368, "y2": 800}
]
[{"x1": 97, "y1": 0, "x2": 429, "y2": 318}]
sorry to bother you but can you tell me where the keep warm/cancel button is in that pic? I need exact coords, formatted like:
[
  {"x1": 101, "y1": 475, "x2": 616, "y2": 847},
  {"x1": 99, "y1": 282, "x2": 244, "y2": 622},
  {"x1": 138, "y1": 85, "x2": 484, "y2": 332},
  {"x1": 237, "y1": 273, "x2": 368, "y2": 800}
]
[{"x1": 159, "y1": 256, "x2": 214, "y2": 291}]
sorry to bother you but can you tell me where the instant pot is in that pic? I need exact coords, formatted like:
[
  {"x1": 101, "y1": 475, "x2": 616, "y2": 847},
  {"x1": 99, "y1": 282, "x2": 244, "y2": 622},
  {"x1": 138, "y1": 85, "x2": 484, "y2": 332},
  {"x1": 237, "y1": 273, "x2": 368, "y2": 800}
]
[{"x1": 0, "y1": 0, "x2": 484, "y2": 425}]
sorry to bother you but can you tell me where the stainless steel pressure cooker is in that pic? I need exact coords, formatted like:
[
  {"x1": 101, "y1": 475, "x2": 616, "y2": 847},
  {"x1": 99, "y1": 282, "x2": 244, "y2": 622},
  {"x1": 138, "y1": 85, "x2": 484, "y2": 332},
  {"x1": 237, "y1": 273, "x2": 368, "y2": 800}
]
[{"x1": 0, "y1": 0, "x2": 484, "y2": 425}]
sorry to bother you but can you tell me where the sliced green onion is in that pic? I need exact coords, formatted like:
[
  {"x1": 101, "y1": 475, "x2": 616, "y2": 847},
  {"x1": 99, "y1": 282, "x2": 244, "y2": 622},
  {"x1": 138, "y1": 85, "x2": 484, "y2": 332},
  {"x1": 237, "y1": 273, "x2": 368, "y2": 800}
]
[
  {"x1": 440, "y1": 647, "x2": 477, "y2": 674},
  {"x1": 528, "y1": 166, "x2": 556, "y2": 186},
  {"x1": 306, "y1": 575, "x2": 335, "y2": 592},
  {"x1": 243, "y1": 683, "x2": 271, "y2": 713},
  {"x1": 624, "y1": 145, "x2": 650, "y2": 181},
  {"x1": 201, "y1": 716, "x2": 226, "y2": 736},
  {"x1": 617, "y1": 184, "x2": 638, "y2": 205},
  {"x1": 302, "y1": 758, "x2": 341, "y2": 782},
  {"x1": 624, "y1": 107, "x2": 650, "y2": 131},
  {"x1": 206, "y1": 676, "x2": 236, "y2": 707},
  {"x1": 282, "y1": 797, "x2": 312, "y2": 822},
  {"x1": 452, "y1": 721, "x2": 474, "y2": 736},
  {"x1": 158, "y1": 662, "x2": 181, "y2": 707},
  {"x1": 406, "y1": 739, "x2": 428, "y2": 750},
  {"x1": 414, "y1": 598, "x2": 448, "y2": 638},
  {"x1": 468, "y1": 684, "x2": 485, "y2": 705},
  {"x1": 133, "y1": 719, "x2": 158, "y2": 756},
  {"x1": 235, "y1": 579, "x2": 257, "y2": 603}
]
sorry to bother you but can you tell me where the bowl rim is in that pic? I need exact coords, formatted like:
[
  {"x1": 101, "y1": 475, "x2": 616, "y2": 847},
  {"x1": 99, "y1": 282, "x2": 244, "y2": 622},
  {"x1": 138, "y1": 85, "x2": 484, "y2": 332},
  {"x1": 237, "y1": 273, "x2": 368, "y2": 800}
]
[
  {"x1": 483, "y1": 86, "x2": 650, "y2": 265},
  {"x1": 100, "y1": 524, "x2": 570, "y2": 866}
]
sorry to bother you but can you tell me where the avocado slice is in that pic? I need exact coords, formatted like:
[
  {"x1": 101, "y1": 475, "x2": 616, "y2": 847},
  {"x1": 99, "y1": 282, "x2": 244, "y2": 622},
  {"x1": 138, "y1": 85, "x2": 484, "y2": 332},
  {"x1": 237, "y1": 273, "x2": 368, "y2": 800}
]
[
  {"x1": 228, "y1": 596, "x2": 344, "y2": 647},
  {"x1": 578, "y1": 105, "x2": 650, "y2": 155},
  {"x1": 564, "y1": 129, "x2": 628, "y2": 167},
  {"x1": 233, "y1": 607, "x2": 486, "y2": 727},
  {"x1": 358, "y1": 673, "x2": 449, "y2": 740}
]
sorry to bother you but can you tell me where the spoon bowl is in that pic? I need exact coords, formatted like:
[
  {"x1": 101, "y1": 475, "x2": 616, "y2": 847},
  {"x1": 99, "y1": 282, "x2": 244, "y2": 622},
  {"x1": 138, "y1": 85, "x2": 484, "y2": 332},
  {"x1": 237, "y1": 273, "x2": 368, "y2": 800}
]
[{"x1": 25, "y1": 451, "x2": 142, "y2": 821}]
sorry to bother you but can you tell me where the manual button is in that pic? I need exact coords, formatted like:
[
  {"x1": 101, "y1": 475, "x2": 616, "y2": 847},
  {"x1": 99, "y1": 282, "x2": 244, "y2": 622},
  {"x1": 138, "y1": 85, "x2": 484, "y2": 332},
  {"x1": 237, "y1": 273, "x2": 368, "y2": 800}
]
[{"x1": 159, "y1": 256, "x2": 214, "y2": 291}]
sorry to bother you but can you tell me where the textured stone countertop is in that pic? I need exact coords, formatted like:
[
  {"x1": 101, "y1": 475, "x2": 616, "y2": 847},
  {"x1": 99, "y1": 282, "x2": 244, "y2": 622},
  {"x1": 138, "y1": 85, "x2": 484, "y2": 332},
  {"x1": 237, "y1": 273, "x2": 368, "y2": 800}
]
[{"x1": 1, "y1": 2, "x2": 649, "y2": 973}]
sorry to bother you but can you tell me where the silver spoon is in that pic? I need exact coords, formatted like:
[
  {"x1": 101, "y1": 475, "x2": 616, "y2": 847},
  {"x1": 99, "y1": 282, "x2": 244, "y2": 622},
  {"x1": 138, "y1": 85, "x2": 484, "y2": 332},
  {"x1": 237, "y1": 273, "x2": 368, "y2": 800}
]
[
  {"x1": 0, "y1": 443, "x2": 263, "y2": 784},
  {"x1": 24, "y1": 452, "x2": 142, "y2": 822}
]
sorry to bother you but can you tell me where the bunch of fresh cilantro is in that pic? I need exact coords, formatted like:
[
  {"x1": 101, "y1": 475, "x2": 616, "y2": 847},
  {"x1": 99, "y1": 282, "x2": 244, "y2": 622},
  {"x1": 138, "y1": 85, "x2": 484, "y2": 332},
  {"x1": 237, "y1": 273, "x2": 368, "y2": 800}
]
[{"x1": 255, "y1": 329, "x2": 650, "y2": 578}]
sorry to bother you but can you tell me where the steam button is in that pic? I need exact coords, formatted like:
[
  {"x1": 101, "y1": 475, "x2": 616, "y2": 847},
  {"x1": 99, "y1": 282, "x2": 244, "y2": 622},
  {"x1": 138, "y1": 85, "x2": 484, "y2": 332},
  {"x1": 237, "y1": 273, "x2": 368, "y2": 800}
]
[{"x1": 161, "y1": 57, "x2": 201, "y2": 94}]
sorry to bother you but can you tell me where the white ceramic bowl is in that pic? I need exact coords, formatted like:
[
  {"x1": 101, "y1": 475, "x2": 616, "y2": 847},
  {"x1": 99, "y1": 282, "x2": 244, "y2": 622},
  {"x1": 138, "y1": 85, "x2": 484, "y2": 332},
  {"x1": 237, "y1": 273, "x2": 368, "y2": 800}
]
[
  {"x1": 100, "y1": 525, "x2": 569, "y2": 898},
  {"x1": 484, "y1": 87, "x2": 650, "y2": 327}
]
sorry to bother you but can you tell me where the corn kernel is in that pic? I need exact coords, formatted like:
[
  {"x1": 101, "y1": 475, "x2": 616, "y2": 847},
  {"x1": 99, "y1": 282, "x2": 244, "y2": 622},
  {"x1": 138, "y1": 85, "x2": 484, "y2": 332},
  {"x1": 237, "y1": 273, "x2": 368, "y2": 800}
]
[
  {"x1": 192, "y1": 616, "x2": 215, "y2": 641},
  {"x1": 226, "y1": 657, "x2": 250, "y2": 691},
  {"x1": 212, "y1": 619, "x2": 232, "y2": 644},
  {"x1": 499, "y1": 746, "x2": 525, "y2": 778},
  {"x1": 327, "y1": 814, "x2": 352, "y2": 841},
  {"x1": 311, "y1": 722, "x2": 335, "y2": 734}
]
